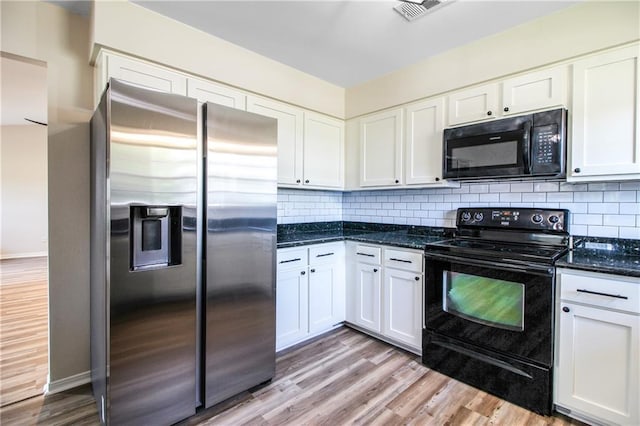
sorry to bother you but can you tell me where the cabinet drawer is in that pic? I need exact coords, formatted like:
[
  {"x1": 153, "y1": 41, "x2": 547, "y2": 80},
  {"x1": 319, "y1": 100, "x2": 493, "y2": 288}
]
[
  {"x1": 559, "y1": 270, "x2": 640, "y2": 314},
  {"x1": 354, "y1": 245, "x2": 381, "y2": 264},
  {"x1": 384, "y1": 248, "x2": 423, "y2": 273},
  {"x1": 277, "y1": 248, "x2": 308, "y2": 270},
  {"x1": 309, "y1": 243, "x2": 344, "y2": 265}
]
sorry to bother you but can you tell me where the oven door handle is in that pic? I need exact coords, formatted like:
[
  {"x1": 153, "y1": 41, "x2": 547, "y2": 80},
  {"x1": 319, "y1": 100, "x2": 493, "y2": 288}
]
[{"x1": 424, "y1": 252, "x2": 554, "y2": 276}]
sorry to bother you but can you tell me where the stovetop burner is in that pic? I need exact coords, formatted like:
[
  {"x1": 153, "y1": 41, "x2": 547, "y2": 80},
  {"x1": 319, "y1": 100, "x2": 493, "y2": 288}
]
[
  {"x1": 426, "y1": 237, "x2": 569, "y2": 264},
  {"x1": 425, "y1": 207, "x2": 571, "y2": 265}
]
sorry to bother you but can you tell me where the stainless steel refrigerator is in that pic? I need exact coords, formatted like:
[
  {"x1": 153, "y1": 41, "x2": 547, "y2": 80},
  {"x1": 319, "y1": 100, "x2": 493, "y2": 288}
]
[{"x1": 90, "y1": 79, "x2": 277, "y2": 425}]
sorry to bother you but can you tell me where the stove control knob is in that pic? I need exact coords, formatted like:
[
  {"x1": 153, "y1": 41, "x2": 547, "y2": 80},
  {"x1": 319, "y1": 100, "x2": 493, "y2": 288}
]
[
  {"x1": 548, "y1": 215, "x2": 560, "y2": 224},
  {"x1": 473, "y1": 212, "x2": 484, "y2": 222},
  {"x1": 460, "y1": 211, "x2": 471, "y2": 222},
  {"x1": 532, "y1": 214, "x2": 544, "y2": 224}
]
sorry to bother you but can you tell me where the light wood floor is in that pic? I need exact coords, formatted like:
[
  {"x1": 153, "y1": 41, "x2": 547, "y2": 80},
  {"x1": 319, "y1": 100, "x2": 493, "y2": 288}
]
[
  {"x1": 0, "y1": 257, "x2": 48, "y2": 407},
  {"x1": 0, "y1": 327, "x2": 584, "y2": 425}
]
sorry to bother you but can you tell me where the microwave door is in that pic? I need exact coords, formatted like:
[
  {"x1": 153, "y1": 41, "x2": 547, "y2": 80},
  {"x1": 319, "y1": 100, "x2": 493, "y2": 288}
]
[{"x1": 444, "y1": 129, "x2": 528, "y2": 179}]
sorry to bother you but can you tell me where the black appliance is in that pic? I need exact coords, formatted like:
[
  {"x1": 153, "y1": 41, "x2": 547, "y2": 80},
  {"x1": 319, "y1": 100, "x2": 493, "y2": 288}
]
[
  {"x1": 422, "y1": 207, "x2": 571, "y2": 415},
  {"x1": 443, "y1": 108, "x2": 567, "y2": 180}
]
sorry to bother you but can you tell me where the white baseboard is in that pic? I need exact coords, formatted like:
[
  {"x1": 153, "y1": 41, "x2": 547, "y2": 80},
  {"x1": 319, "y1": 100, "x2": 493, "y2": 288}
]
[
  {"x1": 0, "y1": 251, "x2": 47, "y2": 260},
  {"x1": 44, "y1": 371, "x2": 91, "y2": 395}
]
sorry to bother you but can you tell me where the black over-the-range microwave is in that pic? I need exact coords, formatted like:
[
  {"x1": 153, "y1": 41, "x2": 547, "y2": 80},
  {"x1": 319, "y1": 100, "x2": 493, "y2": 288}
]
[{"x1": 442, "y1": 108, "x2": 567, "y2": 180}]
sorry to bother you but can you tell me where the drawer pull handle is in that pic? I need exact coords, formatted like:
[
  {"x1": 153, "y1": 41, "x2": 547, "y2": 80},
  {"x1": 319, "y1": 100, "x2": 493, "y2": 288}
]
[
  {"x1": 279, "y1": 258, "x2": 301, "y2": 264},
  {"x1": 390, "y1": 258, "x2": 412, "y2": 263},
  {"x1": 357, "y1": 252, "x2": 375, "y2": 257},
  {"x1": 576, "y1": 289, "x2": 628, "y2": 300},
  {"x1": 316, "y1": 252, "x2": 334, "y2": 258}
]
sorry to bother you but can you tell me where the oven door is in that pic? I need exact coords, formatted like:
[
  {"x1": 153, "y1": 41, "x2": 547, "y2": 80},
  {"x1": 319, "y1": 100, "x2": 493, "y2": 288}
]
[{"x1": 424, "y1": 252, "x2": 554, "y2": 366}]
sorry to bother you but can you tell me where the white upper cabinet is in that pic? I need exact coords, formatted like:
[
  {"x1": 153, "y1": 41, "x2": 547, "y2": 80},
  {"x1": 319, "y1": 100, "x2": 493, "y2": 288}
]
[
  {"x1": 447, "y1": 67, "x2": 567, "y2": 126},
  {"x1": 404, "y1": 97, "x2": 446, "y2": 185},
  {"x1": 447, "y1": 83, "x2": 499, "y2": 126},
  {"x1": 569, "y1": 44, "x2": 640, "y2": 181},
  {"x1": 360, "y1": 108, "x2": 404, "y2": 187},
  {"x1": 501, "y1": 66, "x2": 567, "y2": 116},
  {"x1": 186, "y1": 78, "x2": 246, "y2": 109},
  {"x1": 303, "y1": 112, "x2": 344, "y2": 188},
  {"x1": 246, "y1": 96, "x2": 304, "y2": 187},
  {"x1": 95, "y1": 51, "x2": 187, "y2": 98}
]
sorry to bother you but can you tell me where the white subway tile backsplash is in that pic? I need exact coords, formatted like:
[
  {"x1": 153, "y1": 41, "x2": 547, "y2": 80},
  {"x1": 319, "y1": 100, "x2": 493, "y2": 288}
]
[
  {"x1": 522, "y1": 193, "x2": 547, "y2": 202},
  {"x1": 603, "y1": 191, "x2": 637, "y2": 202},
  {"x1": 281, "y1": 182, "x2": 640, "y2": 240},
  {"x1": 587, "y1": 226, "x2": 619, "y2": 238},
  {"x1": 574, "y1": 191, "x2": 603, "y2": 202},
  {"x1": 534, "y1": 182, "x2": 559, "y2": 192},
  {"x1": 603, "y1": 214, "x2": 636, "y2": 227},
  {"x1": 490, "y1": 183, "x2": 511, "y2": 193},
  {"x1": 573, "y1": 214, "x2": 603, "y2": 225}
]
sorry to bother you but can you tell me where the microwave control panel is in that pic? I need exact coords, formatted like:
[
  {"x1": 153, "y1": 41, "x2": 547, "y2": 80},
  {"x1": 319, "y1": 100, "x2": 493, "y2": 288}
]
[{"x1": 530, "y1": 108, "x2": 566, "y2": 175}]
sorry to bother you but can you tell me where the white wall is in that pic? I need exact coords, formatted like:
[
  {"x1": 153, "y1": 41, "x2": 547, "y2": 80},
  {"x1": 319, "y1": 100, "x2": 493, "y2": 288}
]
[
  {"x1": 0, "y1": 125, "x2": 48, "y2": 258},
  {"x1": 346, "y1": 1, "x2": 640, "y2": 118},
  {"x1": 1, "y1": 0, "x2": 94, "y2": 383}
]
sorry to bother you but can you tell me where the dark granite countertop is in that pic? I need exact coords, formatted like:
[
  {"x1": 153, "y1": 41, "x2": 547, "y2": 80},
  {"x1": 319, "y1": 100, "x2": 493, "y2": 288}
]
[
  {"x1": 277, "y1": 221, "x2": 453, "y2": 250},
  {"x1": 556, "y1": 237, "x2": 640, "y2": 279}
]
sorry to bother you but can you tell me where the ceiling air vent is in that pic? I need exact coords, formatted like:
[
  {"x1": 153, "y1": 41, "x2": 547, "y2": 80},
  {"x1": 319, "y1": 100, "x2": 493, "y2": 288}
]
[{"x1": 394, "y1": 0, "x2": 443, "y2": 22}]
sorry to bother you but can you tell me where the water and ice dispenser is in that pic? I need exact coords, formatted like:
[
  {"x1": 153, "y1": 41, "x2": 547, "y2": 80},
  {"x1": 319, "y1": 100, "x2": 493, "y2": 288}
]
[{"x1": 130, "y1": 206, "x2": 182, "y2": 270}]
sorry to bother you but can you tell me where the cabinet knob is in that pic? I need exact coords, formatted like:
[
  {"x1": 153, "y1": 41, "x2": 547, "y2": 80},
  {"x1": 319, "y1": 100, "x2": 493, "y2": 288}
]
[
  {"x1": 562, "y1": 306, "x2": 570, "y2": 313},
  {"x1": 487, "y1": 111, "x2": 493, "y2": 116},
  {"x1": 296, "y1": 179, "x2": 301, "y2": 183},
  {"x1": 414, "y1": 277, "x2": 420, "y2": 281},
  {"x1": 305, "y1": 179, "x2": 310, "y2": 183},
  {"x1": 310, "y1": 268, "x2": 315, "y2": 273},
  {"x1": 574, "y1": 168, "x2": 581, "y2": 173},
  {"x1": 435, "y1": 177, "x2": 440, "y2": 182},
  {"x1": 373, "y1": 268, "x2": 378, "y2": 273},
  {"x1": 300, "y1": 271, "x2": 306, "y2": 275},
  {"x1": 395, "y1": 179, "x2": 399, "y2": 184},
  {"x1": 503, "y1": 107, "x2": 509, "y2": 112}
]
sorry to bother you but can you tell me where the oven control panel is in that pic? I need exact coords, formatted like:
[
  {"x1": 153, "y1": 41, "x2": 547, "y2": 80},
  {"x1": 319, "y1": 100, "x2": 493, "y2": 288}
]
[{"x1": 457, "y1": 208, "x2": 569, "y2": 232}]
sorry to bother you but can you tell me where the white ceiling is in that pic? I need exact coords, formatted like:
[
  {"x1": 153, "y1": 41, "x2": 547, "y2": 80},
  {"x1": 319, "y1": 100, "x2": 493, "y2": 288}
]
[{"x1": 130, "y1": 0, "x2": 581, "y2": 88}]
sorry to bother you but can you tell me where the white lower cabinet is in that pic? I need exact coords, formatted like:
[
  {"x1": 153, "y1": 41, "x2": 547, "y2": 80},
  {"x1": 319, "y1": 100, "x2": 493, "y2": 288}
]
[
  {"x1": 555, "y1": 269, "x2": 640, "y2": 426},
  {"x1": 383, "y1": 267, "x2": 422, "y2": 350},
  {"x1": 276, "y1": 242, "x2": 344, "y2": 351},
  {"x1": 346, "y1": 242, "x2": 423, "y2": 354},
  {"x1": 353, "y1": 261, "x2": 382, "y2": 333}
]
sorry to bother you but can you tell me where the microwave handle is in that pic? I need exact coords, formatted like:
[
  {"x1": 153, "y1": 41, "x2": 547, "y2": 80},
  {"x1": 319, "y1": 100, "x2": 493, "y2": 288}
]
[{"x1": 522, "y1": 121, "x2": 532, "y2": 173}]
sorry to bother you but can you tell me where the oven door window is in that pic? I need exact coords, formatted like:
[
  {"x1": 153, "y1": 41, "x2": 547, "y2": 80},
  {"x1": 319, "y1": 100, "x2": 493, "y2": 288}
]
[{"x1": 443, "y1": 271, "x2": 524, "y2": 332}]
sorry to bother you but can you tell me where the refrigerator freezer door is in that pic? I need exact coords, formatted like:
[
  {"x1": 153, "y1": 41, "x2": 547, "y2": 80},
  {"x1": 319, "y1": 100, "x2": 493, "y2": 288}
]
[
  {"x1": 204, "y1": 102, "x2": 277, "y2": 408},
  {"x1": 106, "y1": 79, "x2": 198, "y2": 425}
]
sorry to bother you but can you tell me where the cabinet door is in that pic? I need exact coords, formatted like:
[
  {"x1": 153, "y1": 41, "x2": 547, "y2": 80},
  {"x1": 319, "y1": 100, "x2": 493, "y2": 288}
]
[
  {"x1": 360, "y1": 109, "x2": 403, "y2": 187},
  {"x1": 353, "y1": 262, "x2": 382, "y2": 332},
  {"x1": 247, "y1": 96, "x2": 304, "y2": 186},
  {"x1": 570, "y1": 45, "x2": 640, "y2": 181},
  {"x1": 501, "y1": 66, "x2": 567, "y2": 116},
  {"x1": 100, "y1": 52, "x2": 187, "y2": 95},
  {"x1": 308, "y1": 263, "x2": 340, "y2": 333},
  {"x1": 556, "y1": 302, "x2": 639, "y2": 425},
  {"x1": 383, "y1": 268, "x2": 422, "y2": 350},
  {"x1": 276, "y1": 268, "x2": 309, "y2": 350},
  {"x1": 447, "y1": 83, "x2": 498, "y2": 126},
  {"x1": 405, "y1": 98, "x2": 445, "y2": 185},
  {"x1": 187, "y1": 78, "x2": 246, "y2": 110},
  {"x1": 303, "y1": 112, "x2": 344, "y2": 188}
]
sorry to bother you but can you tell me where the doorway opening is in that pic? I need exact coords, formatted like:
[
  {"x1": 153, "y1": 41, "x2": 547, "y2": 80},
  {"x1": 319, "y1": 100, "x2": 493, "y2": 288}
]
[{"x1": 0, "y1": 51, "x2": 49, "y2": 407}]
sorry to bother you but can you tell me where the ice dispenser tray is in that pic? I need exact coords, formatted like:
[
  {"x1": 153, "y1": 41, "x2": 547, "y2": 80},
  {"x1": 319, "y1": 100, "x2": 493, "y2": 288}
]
[{"x1": 130, "y1": 206, "x2": 182, "y2": 270}]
